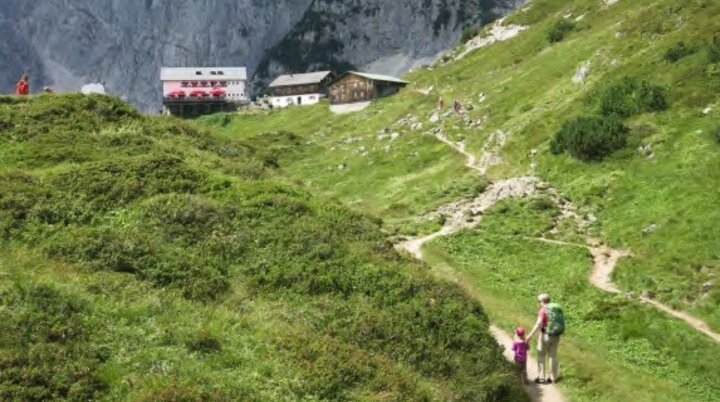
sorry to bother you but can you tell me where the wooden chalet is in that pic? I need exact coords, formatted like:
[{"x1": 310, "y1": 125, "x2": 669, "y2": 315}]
[
  {"x1": 328, "y1": 72, "x2": 409, "y2": 105},
  {"x1": 268, "y1": 71, "x2": 335, "y2": 108}
]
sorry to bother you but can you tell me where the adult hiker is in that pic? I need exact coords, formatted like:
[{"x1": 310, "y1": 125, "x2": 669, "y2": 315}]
[
  {"x1": 526, "y1": 293, "x2": 565, "y2": 384},
  {"x1": 453, "y1": 99, "x2": 462, "y2": 113},
  {"x1": 16, "y1": 73, "x2": 29, "y2": 96},
  {"x1": 437, "y1": 97, "x2": 445, "y2": 109}
]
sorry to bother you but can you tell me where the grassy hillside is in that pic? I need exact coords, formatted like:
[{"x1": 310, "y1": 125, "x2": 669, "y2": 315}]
[
  {"x1": 0, "y1": 95, "x2": 526, "y2": 401},
  {"x1": 200, "y1": 0, "x2": 720, "y2": 400}
]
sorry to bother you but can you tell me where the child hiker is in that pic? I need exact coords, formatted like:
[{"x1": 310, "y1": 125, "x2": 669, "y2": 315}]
[{"x1": 512, "y1": 327, "x2": 529, "y2": 384}]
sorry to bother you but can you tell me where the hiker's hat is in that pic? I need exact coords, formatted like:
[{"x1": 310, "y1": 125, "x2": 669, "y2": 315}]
[{"x1": 515, "y1": 327, "x2": 525, "y2": 337}]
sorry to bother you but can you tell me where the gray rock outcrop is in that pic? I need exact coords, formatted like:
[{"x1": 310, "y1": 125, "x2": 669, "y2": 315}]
[{"x1": 0, "y1": 0, "x2": 523, "y2": 111}]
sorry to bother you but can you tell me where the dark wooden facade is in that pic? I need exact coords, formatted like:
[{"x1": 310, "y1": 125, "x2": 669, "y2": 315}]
[
  {"x1": 268, "y1": 72, "x2": 335, "y2": 97},
  {"x1": 328, "y1": 73, "x2": 407, "y2": 105},
  {"x1": 163, "y1": 98, "x2": 239, "y2": 117},
  {"x1": 269, "y1": 83, "x2": 322, "y2": 97}
]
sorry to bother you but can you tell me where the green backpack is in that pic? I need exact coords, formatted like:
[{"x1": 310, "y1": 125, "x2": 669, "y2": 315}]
[{"x1": 546, "y1": 303, "x2": 565, "y2": 336}]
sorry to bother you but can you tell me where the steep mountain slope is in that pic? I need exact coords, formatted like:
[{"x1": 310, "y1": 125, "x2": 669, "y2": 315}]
[
  {"x1": 0, "y1": 95, "x2": 526, "y2": 401},
  {"x1": 252, "y1": 0, "x2": 525, "y2": 91},
  {"x1": 201, "y1": 0, "x2": 720, "y2": 400},
  {"x1": 0, "y1": 0, "x2": 521, "y2": 110}
]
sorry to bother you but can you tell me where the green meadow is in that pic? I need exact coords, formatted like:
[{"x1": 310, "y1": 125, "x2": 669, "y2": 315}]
[{"x1": 200, "y1": 0, "x2": 720, "y2": 400}]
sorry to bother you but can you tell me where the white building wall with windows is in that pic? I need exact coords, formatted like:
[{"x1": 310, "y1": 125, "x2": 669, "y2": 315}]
[
  {"x1": 270, "y1": 93, "x2": 323, "y2": 108},
  {"x1": 160, "y1": 67, "x2": 248, "y2": 102}
]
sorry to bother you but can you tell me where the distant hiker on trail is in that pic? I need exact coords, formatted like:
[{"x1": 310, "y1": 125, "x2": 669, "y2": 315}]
[
  {"x1": 512, "y1": 327, "x2": 530, "y2": 384},
  {"x1": 453, "y1": 99, "x2": 462, "y2": 113},
  {"x1": 437, "y1": 97, "x2": 444, "y2": 109},
  {"x1": 16, "y1": 74, "x2": 29, "y2": 96},
  {"x1": 527, "y1": 293, "x2": 565, "y2": 384},
  {"x1": 43, "y1": 86, "x2": 55, "y2": 94}
]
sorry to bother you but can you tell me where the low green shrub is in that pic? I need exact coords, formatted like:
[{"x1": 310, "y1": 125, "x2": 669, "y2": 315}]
[
  {"x1": 708, "y1": 35, "x2": 720, "y2": 63},
  {"x1": 0, "y1": 171, "x2": 48, "y2": 237},
  {"x1": 185, "y1": 331, "x2": 222, "y2": 354},
  {"x1": 43, "y1": 227, "x2": 230, "y2": 301},
  {"x1": 53, "y1": 153, "x2": 205, "y2": 213},
  {"x1": 713, "y1": 126, "x2": 720, "y2": 145},
  {"x1": 598, "y1": 77, "x2": 668, "y2": 117},
  {"x1": 664, "y1": 41, "x2": 695, "y2": 63},
  {"x1": 550, "y1": 115, "x2": 630, "y2": 161},
  {"x1": 461, "y1": 26, "x2": 481, "y2": 43},
  {"x1": 0, "y1": 284, "x2": 107, "y2": 401},
  {"x1": 131, "y1": 385, "x2": 237, "y2": 402},
  {"x1": 547, "y1": 19, "x2": 575, "y2": 43}
]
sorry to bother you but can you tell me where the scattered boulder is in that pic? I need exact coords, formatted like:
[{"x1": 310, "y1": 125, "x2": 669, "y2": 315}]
[
  {"x1": 429, "y1": 112, "x2": 440, "y2": 123},
  {"x1": 642, "y1": 224, "x2": 659, "y2": 234},
  {"x1": 417, "y1": 86, "x2": 434, "y2": 95},
  {"x1": 390, "y1": 132, "x2": 401, "y2": 141},
  {"x1": 457, "y1": 19, "x2": 528, "y2": 60},
  {"x1": 395, "y1": 114, "x2": 419, "y2": 127},
  {"x1": 702, "y1": 282, "x2": 713, "y2": 292},
  {"x1": 572, "y1": 61, "x2": 591, "y2": 84}
]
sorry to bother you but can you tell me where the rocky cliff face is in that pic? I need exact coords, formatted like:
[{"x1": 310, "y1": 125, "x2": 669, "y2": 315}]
[
  {"x1": 253, "y1": 0, "x2": 525, "y2": 91},
  {"x1": 0, "y1": 0, "x2": 522, "y2": 111}
]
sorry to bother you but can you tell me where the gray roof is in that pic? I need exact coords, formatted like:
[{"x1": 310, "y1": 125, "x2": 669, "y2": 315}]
[
  {"x1": 268, "y1": 71, "x2": 333, "y2": 87},
  {"x1": 343, "y1": 71, "x2": 408, "y2": 85}
]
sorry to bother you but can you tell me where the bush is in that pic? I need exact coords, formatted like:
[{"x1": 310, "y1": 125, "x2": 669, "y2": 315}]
[
  {"x1": 708, "y1": 35, "x2": 720, "y2": 64},
  {"x1": 547, "y1": 19, "x2": 575, "y2": 43},
  {"x1": 186, "y1": 331, "x2": 222, "y2": 354},
  {"x1": 664, "y1": 41, "x2": 695, "y2": 63},
  {"x1": 461, "y1": 26, "x2": 481, "y2": 43},
  {"x1": 598, "y1": 77, "x2": 668, "y2": 117},
  {"x1": 713, "y1": 126, "x2": 720, "y2": 145},
  {"x1": 0, "y1": 285, "x2": 107, "y2": 401},
  {"x1": 44, "y1": 227, "x2": 230, "y2": 301},
  {"x1": 550, "y1": 115, "x2": 630, "y2": 161}
]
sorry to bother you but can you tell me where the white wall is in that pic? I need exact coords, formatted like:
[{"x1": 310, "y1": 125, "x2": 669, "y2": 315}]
[
  {"x1": 226, "y1": 80, "x2": 247, "y2": 101},
  {"x1": 270, "y1": 93, "x2": 323, "y2": 108}
]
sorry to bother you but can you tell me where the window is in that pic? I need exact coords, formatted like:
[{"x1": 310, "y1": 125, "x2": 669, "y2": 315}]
[
  {"x1": 195, "y1": 71, "x2": 202, "y2": 75},
  {"x1": 210, "y1": 71, "x2": 217, "y2": 76},
  {"x1": 217, "y1": 71, "x2": 224, "y2": 75}
]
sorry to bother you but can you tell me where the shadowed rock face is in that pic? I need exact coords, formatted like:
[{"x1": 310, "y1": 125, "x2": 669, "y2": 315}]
[{"x1": 0, "y1": 0, "x2": 522, "y2": 111}]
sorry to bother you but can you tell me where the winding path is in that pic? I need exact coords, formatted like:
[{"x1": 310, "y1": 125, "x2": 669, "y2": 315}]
[{"x1": 397, "y1": 128, "x2": 720, "y2": 400}]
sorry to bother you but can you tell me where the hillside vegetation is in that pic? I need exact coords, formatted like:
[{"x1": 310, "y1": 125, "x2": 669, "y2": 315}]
[
  {"x1": 201, "y1": 0, "x2": 720, "y2": 401},
  {"x1": 0, "y1": 95, "x2": 526, "y2": 401}
]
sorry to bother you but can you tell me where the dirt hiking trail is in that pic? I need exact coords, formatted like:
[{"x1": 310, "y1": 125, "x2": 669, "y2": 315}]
[
  {"x1": 397, "y1": 126, "x2": 720, "y2": 400},
  {"x1": 423, "y1": 128, "x2": 720, "y2": 343}
]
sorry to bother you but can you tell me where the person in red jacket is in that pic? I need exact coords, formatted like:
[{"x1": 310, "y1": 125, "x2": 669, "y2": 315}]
[{"x1": 16, "y1": 74, "x2": 29, "y2": 96}]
